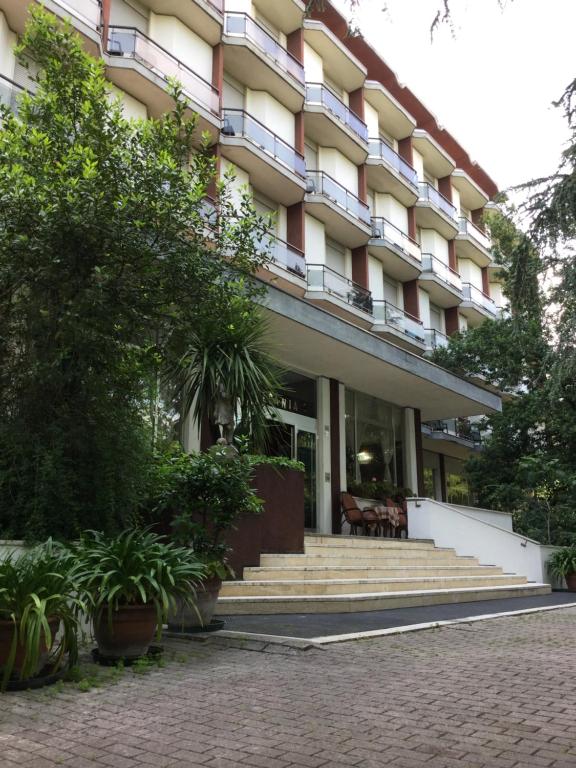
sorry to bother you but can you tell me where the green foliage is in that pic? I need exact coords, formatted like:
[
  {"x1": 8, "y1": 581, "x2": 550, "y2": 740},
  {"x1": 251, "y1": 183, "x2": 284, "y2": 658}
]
[
  {"x1": 547, "y1": 545, "x2": 576, "y2": 579},
  {"x1": 71, "y1": 529, "x2": 206, "y2": 636},
  {"x1": 0, "y1": 541, "x2": 82, "y2": 690},
  {"x1": 169, "y1": 299, "x2": 284, "y2": 450},
  {"x1": 151, "y1": 445, "x2": 263, "y2": 565},
  {"x1": 0, "y1": 9, "x2": 270, "y2": 540},
  {"x1": 248, "y1": 455, "x2": 305, "y2": 472},
  {"x1": 346, "y1": 480, "x2": 413, "y2": 501}
]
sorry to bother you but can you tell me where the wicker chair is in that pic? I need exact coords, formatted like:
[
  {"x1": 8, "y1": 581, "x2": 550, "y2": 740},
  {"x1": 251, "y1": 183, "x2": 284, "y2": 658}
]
[{"x1": 341, "y1": 492, "x2": 380, "y2": 536}]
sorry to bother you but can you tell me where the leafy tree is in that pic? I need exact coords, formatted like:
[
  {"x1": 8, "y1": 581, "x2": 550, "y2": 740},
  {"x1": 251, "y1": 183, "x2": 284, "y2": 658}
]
[{"x1": 0, "y1": 9, "x2": 270, "y2": 540}]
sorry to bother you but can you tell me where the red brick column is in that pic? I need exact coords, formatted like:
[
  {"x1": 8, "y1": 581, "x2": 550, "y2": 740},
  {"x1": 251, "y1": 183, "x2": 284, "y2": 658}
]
[
  {"x1": 445, "y1": 306, "x2": 460, "y2": 336},
  {"x1": 403, "y1": 280, "x2": 420, "y2": 319}
]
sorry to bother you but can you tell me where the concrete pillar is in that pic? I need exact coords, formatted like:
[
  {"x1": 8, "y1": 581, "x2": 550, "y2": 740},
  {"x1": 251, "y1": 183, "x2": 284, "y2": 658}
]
[
  {"x1": 403, "y1": 408, "x2": 419, "y2": 495},
  {"x1": 316, "y1": 377, "x2": 332, "y2": 534},
  {"x1": 329, "y1": 378, "x2": 342, "y2": 533},
  {"x1": 439, "y1": 453, "x2": 447, "y2": 502}
]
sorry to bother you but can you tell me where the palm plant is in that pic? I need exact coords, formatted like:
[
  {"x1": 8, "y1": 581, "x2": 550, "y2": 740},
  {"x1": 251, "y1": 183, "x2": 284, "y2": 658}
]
[
  {"x1": 72, "y1": 528, "x2": 207, "y2": 635},
  {"x1": 547, "y1": 545, "x2": 576, "y2": 588},
  {"x1": 170, "y1": 301, "x2": 284, "y2": 449},
  {"x1": 0, "y1": 542, "x2": 81, "y2": 690}
]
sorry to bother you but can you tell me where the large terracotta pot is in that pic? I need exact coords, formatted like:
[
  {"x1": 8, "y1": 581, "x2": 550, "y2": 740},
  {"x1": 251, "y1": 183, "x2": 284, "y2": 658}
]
[
  {"x1": 0, "y1": 616, "x2": 60, "y2": 678},
  {"x1": 167, "y1": 577, "x2": 222, "y2": 632},
  {"x1": 93, "y1": 604, "x2": 157, "y2": 660},
  {"x1": 565, "y1": 572, "x2": 576, "y2": 592}
]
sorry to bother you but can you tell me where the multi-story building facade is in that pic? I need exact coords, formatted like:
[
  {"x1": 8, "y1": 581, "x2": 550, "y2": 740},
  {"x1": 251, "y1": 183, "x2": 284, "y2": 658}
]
[{"x1": 0, "y1": 0, "x2": 507, "y2": 532}]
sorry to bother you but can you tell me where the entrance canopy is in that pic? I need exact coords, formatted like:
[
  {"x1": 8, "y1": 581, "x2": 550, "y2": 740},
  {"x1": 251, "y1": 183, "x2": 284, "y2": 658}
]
[{"x1": 263, "y1": 285, "x2": 501, "y2": 421}]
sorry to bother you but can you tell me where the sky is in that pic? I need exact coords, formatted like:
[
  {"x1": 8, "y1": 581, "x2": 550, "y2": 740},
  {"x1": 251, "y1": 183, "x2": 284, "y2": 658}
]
[{"x1": 331, "y1": 0, "x2": 576, "y2": 193}]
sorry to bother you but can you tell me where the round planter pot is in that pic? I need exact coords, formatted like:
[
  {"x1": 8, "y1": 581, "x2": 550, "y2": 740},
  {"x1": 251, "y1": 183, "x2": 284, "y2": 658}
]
[
  {"x1": 167, "y1": 577, "x2": 222, "y2": 632},
  {"x1": 93, "y1": 604, "x2": 157, "y2": 660},
  {"x1": 0, "y1": 616, "x2": 60, "y2": 678},
  {"x1": 565, "y1": 572, "x2": 576, "y2": 592}
]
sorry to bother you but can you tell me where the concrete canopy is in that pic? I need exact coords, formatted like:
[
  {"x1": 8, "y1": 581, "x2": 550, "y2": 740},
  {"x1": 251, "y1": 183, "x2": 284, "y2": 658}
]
[{"x1": 262, "y1": 284, "x2": 501, "y2": 421}]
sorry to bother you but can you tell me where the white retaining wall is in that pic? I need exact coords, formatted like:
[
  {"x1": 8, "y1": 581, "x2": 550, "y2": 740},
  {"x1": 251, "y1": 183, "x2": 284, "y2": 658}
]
[
  {"x1": 407, "y1": 498, "x2": 550, "y2": 583},
  {"x1": 0, "y1": 540, "x2": 26, "y2": 559},
  {"x1": 447, "y1": 504, "x2": 514, "y2": 532}
]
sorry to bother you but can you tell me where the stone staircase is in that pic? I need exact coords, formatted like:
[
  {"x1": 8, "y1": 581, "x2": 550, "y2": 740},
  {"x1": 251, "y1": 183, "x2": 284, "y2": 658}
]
[{"x1": 215, "y1": 534, "x2": 551, "y2": 615}]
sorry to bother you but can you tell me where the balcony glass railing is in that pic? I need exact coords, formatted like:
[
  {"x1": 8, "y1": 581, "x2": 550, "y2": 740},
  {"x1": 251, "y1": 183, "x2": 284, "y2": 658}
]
[
  {"x1": 0, "y1": 73, "x2": 25, "y2": 113},
  {"x1": 307, "y1": 264, "x2": 373, "y2": 313},
  {"x1": 425, "y1": 328, "x2": 450, "y2": 351},
  {"x1": 462, "y1": 283, "x2": 497, "y2": 315},
  {"x1": 421, "y1": 253, "x2": 462, "y2": 291},
  {"x1": 259, "y1": 235, "x2": 306, "y2": 279},
  {"x1": 107, "y1": 27, "x2": 220, "y2": 115},
  {"x1": 428, "y1": 418, "x2": 482, "y2": 445},
  {"x1": 224, "y1": 13, "x2": 304, "y2": 85},
  {"x1": 221, "y1": 110, "x2": 306, "y2": 178},
  {"x1": 459, "y1": 217, "x2": 492, "y2": 250},
  {"x1": 372, "y1": 301, "x2": 425, "y2": 343},
  {"x1": 306, "y1": 171, "x2": 371, "y2": 226},
  {"x1": 56, "y1": 0, "x2": 101, "y2": 29},
  {"x1": 370, "y1": 218, "x2": 421, "y2": 263},
  {"x1": 418, "y1": 182, "x2": 458, "y2": 221},
  {"x1": 368, "y1": 139, "x2": 418, "y2": 189},
  {"x1": 305, "y1": 83, "x2": 368, "y2": 143}
]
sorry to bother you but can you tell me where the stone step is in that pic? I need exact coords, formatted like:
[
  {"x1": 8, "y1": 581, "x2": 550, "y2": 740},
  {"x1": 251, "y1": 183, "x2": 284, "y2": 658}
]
[
  {"x1": 260, "y1": 554, "x2": 481, "y2": 567},
  {"x1": 214, "y1": 583, "x2": 552, "y2": 615},
  {"x1": 304, "y1": 534, "x2": 436, "y2": 550},
  {"x1": 243, "y1": 565, "x2": 505, "y2": 580},
  {"x1": 219, "y1": 574, "x2": 528, "y2": 598}
]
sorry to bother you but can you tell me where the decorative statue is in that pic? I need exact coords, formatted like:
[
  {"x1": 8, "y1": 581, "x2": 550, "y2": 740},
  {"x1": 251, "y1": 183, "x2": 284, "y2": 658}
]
[{"x1": 212, "y1": 382, "x2": 235, "y2": 446}]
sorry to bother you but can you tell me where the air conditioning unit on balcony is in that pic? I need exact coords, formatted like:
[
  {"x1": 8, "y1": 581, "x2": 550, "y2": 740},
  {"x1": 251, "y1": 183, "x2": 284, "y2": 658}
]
[
  {"x1": 221, "y1": 120, "x2": 235, "y2": 136},
  {"x1": 305, "y1": 178, "x2": 316, "y2": 194}
]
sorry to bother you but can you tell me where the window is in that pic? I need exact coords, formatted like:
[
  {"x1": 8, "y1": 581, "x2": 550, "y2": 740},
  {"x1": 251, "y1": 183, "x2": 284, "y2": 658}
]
[
  {"x1": 326, "y1": 238, "x2": 346, "y2": 275},
  {"x1": 429, "y1": 304, "x2": 443, "y2": 333},
  {"x1": 304, "y1": 142, "x2": 318, "y2": 171},
  {"x1": 383, "y1": 277, "x2": 398, "y2": 306}
]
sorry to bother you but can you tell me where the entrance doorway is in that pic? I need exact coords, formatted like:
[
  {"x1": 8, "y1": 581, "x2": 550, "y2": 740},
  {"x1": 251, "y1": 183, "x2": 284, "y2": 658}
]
[{"x1": 266, "y1": 410, "x2": 317, "y2": 530}]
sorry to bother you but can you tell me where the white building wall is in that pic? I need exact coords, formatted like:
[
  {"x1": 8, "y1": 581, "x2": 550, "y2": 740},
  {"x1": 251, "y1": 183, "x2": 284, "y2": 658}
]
[
  {"x1": 459, "y1": 258, "x2": 483, "y2": 290},
  {"x1": 412, "y1": 148, "x2": 424, "y2": 181},
  {"x1": 225, "y1": 0, "x2": 252, "y2": 13},
  {"x1": 458, "y1": 313, "x2": 468, "y2": 332},
  {"x1": 318, "y1": 148, "x2": 358, "y2": 195},
  {"x1": 110, "y1": 0, "x2": 148, "y2": 30},
  {"x1": 419, "y1": 288, "x2": 431, "y2": 328},
  {"x1": 490, "y1": 282, "x2": 506, "y2": 308},
  {"x1": 245, "y1": 90, "x2": 294, "y2": 145},
  {"x1": 316, "y1": 377, "x2": 332, "y2": 534},
  {"x1": 221, "y1": 158, "x2": 251, "y2": 206},
  {"x1": 111, "y1": 87, "x2": 148, "y2": 119},
  {"x1": 451, "y1": 186, "x2": 461, "y2": 214},
  {"x1": 0, "y1": 12, "x2": 16, "y2": 78},
  {"x1": 368, "y1": 256, "x2": 384, "y2": 300},
  {"x1": 420, "y1": 229, "x2": 449, "y2": 264},
  {"x1": 150, "y1": 15, "x2": 213, "y2": 81},
  {"x1": 303, "y1": 42, "x2": 323, "y2": 82},
  {"x1": 364, "y1": 101, "x2": 379, "y2": 138},
  {"x1": 305, "y1": 214, "x2": 326, "y2": 264}
]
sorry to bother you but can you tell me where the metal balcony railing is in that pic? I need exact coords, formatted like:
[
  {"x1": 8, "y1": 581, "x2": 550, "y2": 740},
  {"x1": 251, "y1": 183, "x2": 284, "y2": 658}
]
[
  {"x1": 307, "y1": 264, "x2": 373, "y2": 313},
  {"x1": 56, "y1": 0, "x2": 101, "y2": 29},
  {"x1": 0, "y1": 73, "x2": 25, "y2": 113},
  {"x1": 428, "y1": 418, "x2": 483, "y2": 445},
  {"x1": 306, "y1": 171, "x2": 371, "y2": 226},
  {"x1": 259, "y1": 235, "x2": 306, "y2": 278},
  {"x1": 224, "y1": 13, "x2": 304, "y2": 85},
  {"x1": 368, "y1": 139, "x2": 418, "y2": 189},
  {"x1": 458, "y1": 217, "x2": 492, "y2": 250},
  {"x1": 418, "y1": 182, "x2": 458, "y2": 221},
  {"x1": 462, "y1": 282, "x2": 497, "y2": 315},
  {"x1": 107, "y1": 27, "x2": 220, "y2": 115},
  {"x1": 421, "y1": 253, "x2": 462, "y2": 291},
  {"x1": 221, "y1": 110, "x2": 306, "y2": 178},
  {"x1": 425, "y1": 328, "x2": 450, "y2": 351},
  {"x1": 372, "y1": 300, "x2": 425, "y2": 343},
  {"x1": 370, "y1": 217, "x2": 421, "y2": 263},
  {"x1": 305, "y1": 83, "x2": 368, "y2": 143}
]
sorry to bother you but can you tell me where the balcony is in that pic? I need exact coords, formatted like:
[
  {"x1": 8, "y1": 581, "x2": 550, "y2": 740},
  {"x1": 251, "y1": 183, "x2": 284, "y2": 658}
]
[
  {"x1": 0, "y1": 73, "x2": 25, "y2": 114},
  {"x1": 304, "y1": 84, "x2": 368, "y2": 164},
  {"x1": 2, "y1": 0, "x2": 101, "y2": 51},
  {"x1": 305, "y1": 264, "x2": 374, "y2": 326},
  {"x1": 368, "y1": 218, "x2": 422, "y2": 281},
  {"x1": 223, "y1": 13, "x2": 305, "y2": 112},
  {"x1": 303, "y1": 20, "x2": 366, "y2": 92},
  {"x1": 372, "y1": 301, "x2": 426, "y2": 352},
  {"x1": 136, "y1": 0, "x2": 223, "y2": 45},
  {"x1": 419, "y1": 253, "x2": 463, "y2": 307},
  {"x1": 106, "y1": 27, "x2": 220, "y2": 138},
  {"x1": 415, "y1": 182, "x2": 459, "y2": 239},
  {"x1": 220, "y1": 110, "x2": 306, "y2": 206},
  {"x1": 305, "y1": 171, "x2": 371, "y2": 248},
  {"x1": 366, "y1": 139, "x2": 419, "y2": 207},
  {"x1": 456, "y1": 217, "x2": 492, "y2": 267},
  {"x1": 422, "y1": 418, "x2": 483, "y2": 451},
  {"x1": 424, "y1": 328, "x2": 450, "y2": 354},
  {"x1": 460, "y1": 282, "x2": 498, "y2": 325},
  {"x1": 252, "y1": 0, "x2": 305, "y2": 34},
  {"x1": 257, "y1": 236, "x2": 307, "y2": 296}
]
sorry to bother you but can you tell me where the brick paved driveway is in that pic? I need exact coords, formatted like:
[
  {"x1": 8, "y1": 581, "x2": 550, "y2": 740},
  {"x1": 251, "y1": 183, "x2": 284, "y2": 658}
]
[{"x1": 1, "y1": 607, "x2": 575, "y2": 768}]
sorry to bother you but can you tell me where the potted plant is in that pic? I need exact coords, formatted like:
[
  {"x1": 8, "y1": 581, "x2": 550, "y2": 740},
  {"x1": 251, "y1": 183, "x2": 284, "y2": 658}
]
[
  {"x1": 547, "y1": 545, "x2": 576, "y2": 591},
  {"x1": 73, "y1": 529, "x2": 206, "y2": 659},
  {"x1": 0, "y1": 542, "x2": 81, "y2": 690},
  {"x1": 152, "y1": 445, "x2": 263, "y2": 630}
]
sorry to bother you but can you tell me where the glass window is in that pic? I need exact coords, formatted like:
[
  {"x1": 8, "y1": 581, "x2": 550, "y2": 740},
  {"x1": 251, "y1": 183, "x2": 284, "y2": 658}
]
[{"x1": 345, "y1": 389, "x2": 404, "y2": 488}]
